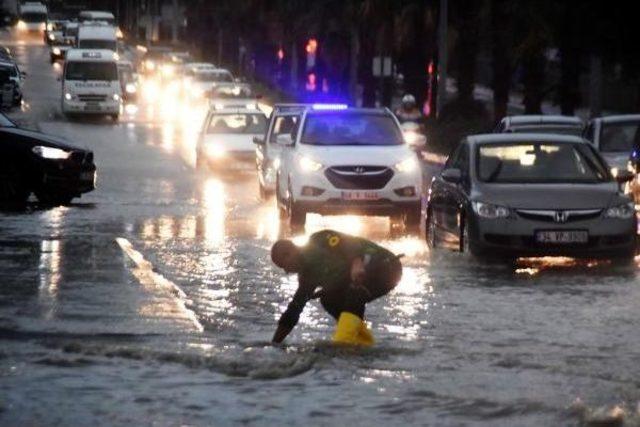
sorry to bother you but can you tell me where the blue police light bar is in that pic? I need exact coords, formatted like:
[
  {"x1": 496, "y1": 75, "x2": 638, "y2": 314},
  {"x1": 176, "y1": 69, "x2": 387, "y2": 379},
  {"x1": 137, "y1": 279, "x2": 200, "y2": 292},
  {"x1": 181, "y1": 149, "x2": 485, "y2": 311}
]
[{"x1": 311, "y1": 103, "x2": 348, "y2": 111}]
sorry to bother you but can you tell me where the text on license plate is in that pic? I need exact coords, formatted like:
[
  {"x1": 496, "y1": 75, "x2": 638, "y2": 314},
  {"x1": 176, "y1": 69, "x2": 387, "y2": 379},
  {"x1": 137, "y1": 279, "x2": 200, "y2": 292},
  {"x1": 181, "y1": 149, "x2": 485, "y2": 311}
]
[
  {"x1": 341, "y1": 191, "x2": 379, "y2": 201},
  {"x1": 536, "y1": 230, "x2": 588, "y2": 244}
]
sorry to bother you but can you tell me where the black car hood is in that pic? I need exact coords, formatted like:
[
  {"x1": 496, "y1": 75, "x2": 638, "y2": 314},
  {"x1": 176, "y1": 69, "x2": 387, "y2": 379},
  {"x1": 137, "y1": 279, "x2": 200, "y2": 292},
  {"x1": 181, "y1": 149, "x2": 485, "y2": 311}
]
[
  {"x1": 474, "y1": 183, "x2": 622, "y2": 210},
  {"x1": 0, "y1": 127, "x2": 88, "y2": 152}
]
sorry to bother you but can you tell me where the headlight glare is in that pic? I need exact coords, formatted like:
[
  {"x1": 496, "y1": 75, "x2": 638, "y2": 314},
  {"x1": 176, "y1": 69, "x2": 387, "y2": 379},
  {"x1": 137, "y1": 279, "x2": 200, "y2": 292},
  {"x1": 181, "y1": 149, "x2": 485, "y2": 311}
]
[
  {"x1": 113, "y1": 93, "x2": 121, "y2": 101},
  {"x1": 64, "y1": 92, "x2": 72, "y2": 101},
  {"x1": 125, "y1": 83, "x2": 137, "y2": 94},
  {"x1": 605, "y1": 202, "x2": 635, "y2": 219},
  {"x1": 299, "y1": 156, "x2": 323, "y2": 172},
  {"x1": 32, "y1": 146, "x2": 71, "y2": 160},
  {"x1": 395, "y1": 157, "x2": 419, "y2": 173},
  {"x1": 472, "y1": 201, "x2": 510, "y2": 219}
]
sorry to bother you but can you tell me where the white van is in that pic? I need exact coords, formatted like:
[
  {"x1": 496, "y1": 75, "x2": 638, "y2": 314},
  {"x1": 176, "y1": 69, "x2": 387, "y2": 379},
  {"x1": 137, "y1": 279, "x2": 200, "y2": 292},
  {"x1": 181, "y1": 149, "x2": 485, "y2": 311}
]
[
  {"x1": 78, "y1": 11, "x2": 122, "y2": 38},
  {"x1": 77, "y1": 24, "x2": 117, "y2": 51},
  {"x1": 61, "y1": 49, "x2": 122, "y2": 120},
  {"x1": 17, "y1": 2, "x2": 47, "y2": 32}
]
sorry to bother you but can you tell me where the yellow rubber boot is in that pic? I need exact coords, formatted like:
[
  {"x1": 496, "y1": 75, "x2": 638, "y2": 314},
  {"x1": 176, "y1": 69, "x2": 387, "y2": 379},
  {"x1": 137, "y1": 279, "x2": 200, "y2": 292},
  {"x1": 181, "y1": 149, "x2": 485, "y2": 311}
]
[{"x1": 332, "y1": 312, "x2": 374, "y2": 346}]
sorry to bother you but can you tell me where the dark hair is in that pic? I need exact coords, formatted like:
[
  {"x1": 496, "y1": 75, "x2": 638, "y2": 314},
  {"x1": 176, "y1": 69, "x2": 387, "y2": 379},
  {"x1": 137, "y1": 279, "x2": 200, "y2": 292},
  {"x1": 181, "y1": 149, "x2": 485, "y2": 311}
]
[{"x1": 271, "y1": 239, "x2": 298, "y2": 268}]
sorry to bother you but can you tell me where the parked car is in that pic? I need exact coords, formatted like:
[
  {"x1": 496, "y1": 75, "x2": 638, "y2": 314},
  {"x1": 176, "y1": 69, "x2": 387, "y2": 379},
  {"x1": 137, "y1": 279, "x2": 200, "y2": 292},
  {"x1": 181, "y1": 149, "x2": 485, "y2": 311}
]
[
  {"x1": 495, "y1": 115, "x2": 584, "y2": 136},
  {"x1": 425, "y1": 133, "x2": 636, "y2": 262},
  {"x1": 0, "y1": 112, "x2": 96, "y2": 205},
  {"x1": 0, "y1": 59, "x2": 25, "y2": 106}
]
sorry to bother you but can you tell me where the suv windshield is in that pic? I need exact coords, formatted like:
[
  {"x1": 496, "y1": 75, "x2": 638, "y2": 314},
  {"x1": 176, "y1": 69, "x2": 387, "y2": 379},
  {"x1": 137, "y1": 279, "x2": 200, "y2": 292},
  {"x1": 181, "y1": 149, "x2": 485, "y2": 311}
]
[
  {"x1": 478, "y1": 142, "x2": 610, "y2": 183},
  {"x1": 600, "y1": 121, "x2": 640, "y2": 152},
  {"x1": 301, "y1": 112, "x2": 403, "y2": 146},
  {"x1": 65, "y1": 61, "x2": 118, "y2": 81},
  {"x1": 207, "y1": 114, "x2": 266, "y2": 134},
  {"x1": 78, "y1": 40, "x2": 117, "y2": 51}
]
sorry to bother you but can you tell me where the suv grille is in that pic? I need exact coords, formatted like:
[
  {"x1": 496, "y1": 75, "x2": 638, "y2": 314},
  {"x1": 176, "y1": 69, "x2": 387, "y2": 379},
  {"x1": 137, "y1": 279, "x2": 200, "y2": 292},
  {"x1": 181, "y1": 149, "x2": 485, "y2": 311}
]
[
  {"x1": 324, "y1": 166, "x2": 394, "y2": 190},
  {"x1": 78, "y1": 94, "x2": 107, "y2": 103}
]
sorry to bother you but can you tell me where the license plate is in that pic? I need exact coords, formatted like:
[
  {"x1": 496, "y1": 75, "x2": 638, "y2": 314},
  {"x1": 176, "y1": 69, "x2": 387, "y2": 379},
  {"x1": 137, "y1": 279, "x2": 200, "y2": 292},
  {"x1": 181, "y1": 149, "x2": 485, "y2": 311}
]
[
  {"x1": 536, "y1": 230, "x2": 588, "y2": 244},
  {"x1": 80, "y1": 172, "x2": 94, "y2": 181},
  {"x1": 84, "y1": 104, "x2": 101, "y2": 111},
  {"x1": 341, "y1": 191, "x2": 379, "y2": 201}
]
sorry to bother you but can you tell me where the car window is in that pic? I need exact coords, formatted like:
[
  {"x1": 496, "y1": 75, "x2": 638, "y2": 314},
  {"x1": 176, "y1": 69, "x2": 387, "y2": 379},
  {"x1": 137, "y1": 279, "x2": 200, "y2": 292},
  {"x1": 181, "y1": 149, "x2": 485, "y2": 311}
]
[
  {"x1": 600, "y1": 122, "x2": 640, "y2": 152},
  {"x1": 583, "y1": 123, "x2": 595, "y2": 142},
  {"x1": 444, "y1": 144, "x2": 462, "y2": 169},
  {"x1": 477, "y1": 142, "x2": 610, "y2": 183},
  {"x1": 453, "y1": 144, "x2": 470, "y2": 176},
  {"x1": 0, "y1": 113, "x2": 16, "y2": 127},
  {"x1": 300, "y1": 112, "x2": 403, "y2": 146},
  {"x1": 78, "y1": 40, "x2": 117, "y2": 51},
  {"x1": 511, "y1": 125, "x2": 583, "y2": 136},
  {"x1": 207, "y1": 114, "x2": 267, "y2": 135},
  {"x1": 269, "y1": 115, "x2": 299, "y2": 144}
]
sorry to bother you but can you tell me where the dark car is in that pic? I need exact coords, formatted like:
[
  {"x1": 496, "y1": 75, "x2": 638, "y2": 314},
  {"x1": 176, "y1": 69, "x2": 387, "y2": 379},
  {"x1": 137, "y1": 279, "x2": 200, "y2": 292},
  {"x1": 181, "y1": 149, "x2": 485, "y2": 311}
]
[
  {"x1": 0, "y1": 113, "x2": 96, "y2": 205},
  {"x1": 425, "y1": 133, "x2": 636, "y2": 262}
]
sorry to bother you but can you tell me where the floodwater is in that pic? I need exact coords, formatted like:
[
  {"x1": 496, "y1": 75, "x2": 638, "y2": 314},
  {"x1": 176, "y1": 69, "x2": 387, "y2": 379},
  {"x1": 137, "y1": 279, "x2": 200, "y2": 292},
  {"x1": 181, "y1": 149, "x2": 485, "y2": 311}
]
[{"x1": 2, "y1": 30, "x2": 640, "y2": 427}]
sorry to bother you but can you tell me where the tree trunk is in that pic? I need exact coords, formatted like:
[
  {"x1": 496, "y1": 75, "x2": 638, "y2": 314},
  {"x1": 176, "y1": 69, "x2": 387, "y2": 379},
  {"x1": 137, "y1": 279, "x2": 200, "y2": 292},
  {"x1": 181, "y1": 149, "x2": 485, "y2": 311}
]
[
  {"x1": 522, "y1": 44, "x2": 545, "y2": 114},
  {"x1": 490, "y1": 0, "x2": 511, "y2": 123},
  {"x1": 453, "y1": 0, "x2": 479, "y2": 104}
]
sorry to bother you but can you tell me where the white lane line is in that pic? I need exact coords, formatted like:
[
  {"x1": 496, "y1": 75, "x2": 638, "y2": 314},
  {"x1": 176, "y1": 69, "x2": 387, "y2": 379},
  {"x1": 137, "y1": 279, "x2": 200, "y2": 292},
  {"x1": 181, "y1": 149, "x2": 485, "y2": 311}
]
[{"x1": 116, "y1": 237, "x2": 204, "y2": 332}]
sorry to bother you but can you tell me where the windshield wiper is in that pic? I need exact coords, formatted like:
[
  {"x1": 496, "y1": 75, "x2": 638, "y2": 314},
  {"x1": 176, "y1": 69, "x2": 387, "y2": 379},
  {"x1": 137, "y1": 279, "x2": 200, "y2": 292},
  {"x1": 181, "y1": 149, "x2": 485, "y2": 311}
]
[{"x1": 485, "y1": 160, "x2": 503, "y2": 182}]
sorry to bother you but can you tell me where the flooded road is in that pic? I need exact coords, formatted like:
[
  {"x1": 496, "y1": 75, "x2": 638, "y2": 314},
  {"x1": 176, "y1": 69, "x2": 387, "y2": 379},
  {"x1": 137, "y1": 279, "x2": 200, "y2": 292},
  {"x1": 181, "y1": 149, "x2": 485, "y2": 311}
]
[{"x1": 2, "y1": 31, "x2": 640, "y2": 427}]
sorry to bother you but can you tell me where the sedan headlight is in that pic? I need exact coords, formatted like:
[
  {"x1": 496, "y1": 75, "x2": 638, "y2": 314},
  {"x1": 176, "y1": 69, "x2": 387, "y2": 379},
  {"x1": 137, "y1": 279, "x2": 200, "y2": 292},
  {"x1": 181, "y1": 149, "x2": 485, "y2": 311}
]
[
  {"x1": 395, "y1": 157, "x2": 419, "y2": 173},
  {"x1": 52, "y1": 47, "x2": 61, "y2": 55},
  {"x1": 125, "y1": 83, "x2": 137, "y2": 94},
  {"x1": 299, "y1": 156, "x2": 323, "y2": 172},
  {"x1": 204, "y1": 144, "x2": 225, "y2": 159},
  {"x1": 32, "y1": 146, "x2": 71, "y2": 160},
  {"x1": 472, "y1": 201, "x2": 510, "y2": 219},
  {"x1": 113, "y1": 93, "x2": 121, "y2": 101},
  {"x1": 605, "y1": 202, "x2": 635, "y2": 219},
  {"x1": 64, "y1": 92, "x2": 73, "y2": 101}
]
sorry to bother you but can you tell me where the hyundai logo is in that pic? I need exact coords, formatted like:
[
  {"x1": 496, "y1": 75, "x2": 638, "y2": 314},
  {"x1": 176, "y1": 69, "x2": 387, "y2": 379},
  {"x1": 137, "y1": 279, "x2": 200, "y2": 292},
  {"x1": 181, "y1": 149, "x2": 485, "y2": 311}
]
[
  {"x1": 354, "y1": 167, "x2": 365, "y2": 174},
  {"x1": 554, "y1": 211, "x2": 569, "y2": 223}
]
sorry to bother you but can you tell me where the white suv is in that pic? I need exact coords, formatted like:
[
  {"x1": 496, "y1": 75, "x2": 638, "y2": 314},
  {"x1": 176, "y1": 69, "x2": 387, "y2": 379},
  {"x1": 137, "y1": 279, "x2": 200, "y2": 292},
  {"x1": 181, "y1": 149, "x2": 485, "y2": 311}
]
[{"x1": 275, "y1": 105, "x2": 422, "y2": 232}]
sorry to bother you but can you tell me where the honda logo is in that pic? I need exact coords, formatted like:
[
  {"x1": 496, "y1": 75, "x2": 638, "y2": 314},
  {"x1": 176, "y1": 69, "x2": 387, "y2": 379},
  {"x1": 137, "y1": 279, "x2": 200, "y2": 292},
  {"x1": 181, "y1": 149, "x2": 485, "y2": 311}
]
[{"x1": 554, "y1": 211, "x2": 569, "y2": 223}]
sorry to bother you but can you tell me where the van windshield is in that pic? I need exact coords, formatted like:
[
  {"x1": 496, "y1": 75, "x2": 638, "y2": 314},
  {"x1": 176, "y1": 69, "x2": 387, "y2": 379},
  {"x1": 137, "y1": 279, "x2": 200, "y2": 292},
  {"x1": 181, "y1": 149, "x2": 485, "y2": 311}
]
[
  {"x1": 78, "y1": 40, "x2": 117, "y2": 51},
  {"x1": 65, "y1": 61, "x2": 118, "y2": 81},
  {"x1": 21, "y1": 12, "x2": 47, "y2": 23}
]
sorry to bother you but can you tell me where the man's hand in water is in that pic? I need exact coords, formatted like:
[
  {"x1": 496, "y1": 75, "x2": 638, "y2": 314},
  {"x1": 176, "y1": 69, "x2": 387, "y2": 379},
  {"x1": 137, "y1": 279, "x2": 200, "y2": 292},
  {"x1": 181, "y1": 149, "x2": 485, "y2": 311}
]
[
  {"x1": 350, "y1": 257, "x2": 366, "y2": 285},
  {"x1": 272, "y1": 324, "x2": 293, "y2": 344}
]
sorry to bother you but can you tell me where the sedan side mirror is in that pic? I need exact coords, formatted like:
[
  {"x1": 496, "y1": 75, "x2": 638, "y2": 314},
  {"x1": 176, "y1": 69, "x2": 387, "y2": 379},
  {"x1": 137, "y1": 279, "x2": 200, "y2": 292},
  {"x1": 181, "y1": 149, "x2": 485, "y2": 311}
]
[
  {"x1": 442, "y1": 168, "x2": 462, "y2": 184},
  {"x1": 615, "y1": 170, "x2": 634, "y2": 184},
  {"x1": 276, "y1": 134, "x2": 294, "y2": 146},
  {"x1": 253, "y1": 136, "x2": 265, "y2": 145}
]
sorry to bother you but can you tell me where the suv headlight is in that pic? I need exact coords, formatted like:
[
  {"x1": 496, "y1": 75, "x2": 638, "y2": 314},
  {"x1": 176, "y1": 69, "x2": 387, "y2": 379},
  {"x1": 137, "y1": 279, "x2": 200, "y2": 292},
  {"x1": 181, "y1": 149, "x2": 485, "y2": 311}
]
[
  {"x1": 113, "y1": 93, "x2": 121, "y2": 101},
  {"x1": 395, "y1": 157, "x2": 419, "y2": 173},
  {"x1": 64, "y1": 92, "x2": 73, "y2": 101},
  {"x1": 472, "y1": 201, "x2": 510, "y2": 219},
  {"x1": 32, "y1": 146, "x2": 71, "y2": 160},
  {"x1": 299, "y1": 156, "x2": 323, "y2": 172},
  {"x1": 605, "y1": 202, "x2": 635, "y2": 219}
]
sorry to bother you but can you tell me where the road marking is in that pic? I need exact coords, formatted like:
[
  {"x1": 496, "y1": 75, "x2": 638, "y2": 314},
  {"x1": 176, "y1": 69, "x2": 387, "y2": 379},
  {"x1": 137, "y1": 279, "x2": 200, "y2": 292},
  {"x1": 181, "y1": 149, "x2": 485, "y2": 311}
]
[{"x1": 116, "y1": 237, "x2": 204, "y2": 332}]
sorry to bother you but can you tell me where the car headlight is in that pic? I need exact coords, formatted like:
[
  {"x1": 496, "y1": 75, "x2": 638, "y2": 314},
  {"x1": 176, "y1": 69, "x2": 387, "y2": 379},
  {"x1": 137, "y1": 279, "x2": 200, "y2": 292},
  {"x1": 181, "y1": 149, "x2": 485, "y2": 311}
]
[
  {"x1": 395, "y1": 157, "x2": 419, "y2": 173},
  {"x1": 403, "y1": 131, "x2": 421, "y2": 145},
  {"x1": 113, "y1": 93, "x2": 120, "y2": 101},
  {"x1": 32, "y1": 146, "x2": 71, "y2": 160},
  {"x1": 47, "y1": 23, "x2": 53, "y2": 31},
  {"x1": 605, "y1": 202, "x2": 635, "y2": 219},
  {"x1": 16, "y1": 20, "x2": 26, "y2": 30},
  {"x1": 299, "y1": 156, "x2": 323, "y2": 172},
  {"x1": 125, "y1": 83, "x2": 137, "y2": 94},
  {"x1": 272, "y1": 157, "x2": 281, "y2": 170},
  {"x1": 204, "y1": 144, "x2": 225, "y2": 159},
  {"x1": 64, "y1": 92, "x2": 73, "y2": 101},
  {"x1": 49, "y1": 34, "x2": 55, "y2": 41},
  {"x1": 52, "y1": 47, "x2": 61, "y2": 55},
  {"x1": 472, "y1": 201, "x2": 510, "y2": 219},
  {"x1": 145, "y1": 60, "x2": 155, "y2": 71}
]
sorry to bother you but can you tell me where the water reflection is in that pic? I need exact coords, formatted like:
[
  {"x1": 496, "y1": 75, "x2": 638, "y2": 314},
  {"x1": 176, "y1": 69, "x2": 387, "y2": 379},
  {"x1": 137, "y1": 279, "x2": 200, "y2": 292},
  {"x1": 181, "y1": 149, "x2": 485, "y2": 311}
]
[{"x1": 37, "y1": 207, "x2": 67, "y2": 319}]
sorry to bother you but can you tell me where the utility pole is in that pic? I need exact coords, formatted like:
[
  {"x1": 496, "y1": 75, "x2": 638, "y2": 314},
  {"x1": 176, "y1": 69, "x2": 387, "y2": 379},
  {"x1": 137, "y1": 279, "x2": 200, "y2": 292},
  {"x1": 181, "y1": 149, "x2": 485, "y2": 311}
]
[
  {"x1": 171, "y1": 0, "x2": 179, "y2": 43},
  {"x1": 436, "y1": 0, "x2": 448, "y2": 117}
]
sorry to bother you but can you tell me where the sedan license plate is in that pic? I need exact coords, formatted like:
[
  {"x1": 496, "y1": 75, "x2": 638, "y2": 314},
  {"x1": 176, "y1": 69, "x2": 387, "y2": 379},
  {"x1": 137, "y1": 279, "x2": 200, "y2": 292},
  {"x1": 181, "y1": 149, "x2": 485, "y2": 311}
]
[
  {"x1": 84, "y1": 104, "x2": 101, "y2": 111},
  {"x1": 536, "y1": 230, "x2": 588, "y2": 244},
  {"x1": 341, "y1": 191, "x2": 379, "y2": 201}
]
